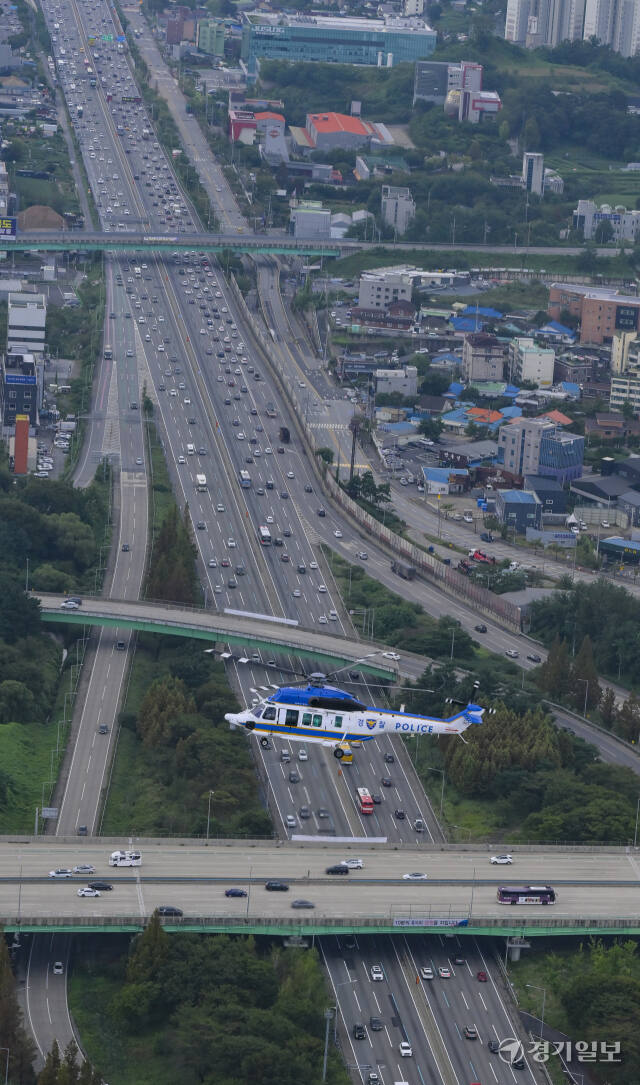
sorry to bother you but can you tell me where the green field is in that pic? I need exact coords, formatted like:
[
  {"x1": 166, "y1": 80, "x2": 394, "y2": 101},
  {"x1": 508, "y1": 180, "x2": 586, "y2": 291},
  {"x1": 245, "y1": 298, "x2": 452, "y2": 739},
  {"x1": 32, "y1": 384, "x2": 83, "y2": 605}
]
[{"x1": 330, "y1": 247, "x2": 636, "y2": 280}]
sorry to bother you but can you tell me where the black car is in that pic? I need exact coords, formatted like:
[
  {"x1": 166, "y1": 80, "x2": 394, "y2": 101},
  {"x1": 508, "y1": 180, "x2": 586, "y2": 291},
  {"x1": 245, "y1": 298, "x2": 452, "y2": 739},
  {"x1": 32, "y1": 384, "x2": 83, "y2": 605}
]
[
  {"x1": 225, "y1": 888, "x2": 247, "y2": 898},
  {"x1": 304, "y1": 485, "x2": 313, "y2": 493},
  {"x1": 291, "y1": 899, "x2": 315, "y2": 909},
  {"x1": 326, "y1": 864, "x2": 349, "y2": 875},
  {"x1": 369, "y1": 1017, "x2": 383, "y2": 1032},
  {"x1": 475, "y1": 624, "x2": 487, "y2": 633},
  {"x1": 288, "y1": 771, "x2": 300, "y2": 783},
  {"x1": 317, "y1": 508, "x2": 326, "y2": 517},
  {"x1": 381, "y1": 777, "x2": 393, "y2": 788},
  {"x1": 353, "y1": 1024, "x2": 366, "y2": 1040},
  {"x1": 384, "y1": 752, "x2": 395, "y2": 763},
  {"x1": 280, "y1": 491, "x2": 289, "y2": 499},
  {"x1": 394, "y1": 809, "x2": 405, "y2": 820},
  {"x1": 527, "y1": 653, "x2": 542, "y2": 663},
  {"x1": 372, "y1": 794, "x2": 382, "y2": 804},
  {"x1": 488, "y1": 1040, "x2": 500, "y2": 1053},
  {"x1": 265, "y1": 881, "x2": 289, "y2": 891},
  {"x1": 453, "y1": 955, "x2": 466, "y2": 965},
  {"x1": 157, "y1": 905, "x2": 183, "y2": 916},
  {"x1": 88, "y1": 881, "x2": 113, "y2": 891}
]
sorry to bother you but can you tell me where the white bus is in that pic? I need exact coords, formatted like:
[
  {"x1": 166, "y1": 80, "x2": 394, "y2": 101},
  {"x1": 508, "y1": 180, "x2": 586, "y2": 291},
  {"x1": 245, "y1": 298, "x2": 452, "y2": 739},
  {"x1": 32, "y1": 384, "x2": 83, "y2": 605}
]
[
  {"x1": 258, "y1": 525, "x2": 272, "y2": 546},
  {"x1": 196, "y1": 474, "x2": 207, "y2": 492}
]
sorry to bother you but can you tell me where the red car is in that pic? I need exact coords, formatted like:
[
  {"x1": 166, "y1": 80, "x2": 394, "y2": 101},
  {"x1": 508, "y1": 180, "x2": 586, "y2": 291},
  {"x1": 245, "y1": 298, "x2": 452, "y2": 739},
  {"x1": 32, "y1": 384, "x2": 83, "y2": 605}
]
[{"x1": 477, "y1": 970, "x2": 487, "y2": 982}]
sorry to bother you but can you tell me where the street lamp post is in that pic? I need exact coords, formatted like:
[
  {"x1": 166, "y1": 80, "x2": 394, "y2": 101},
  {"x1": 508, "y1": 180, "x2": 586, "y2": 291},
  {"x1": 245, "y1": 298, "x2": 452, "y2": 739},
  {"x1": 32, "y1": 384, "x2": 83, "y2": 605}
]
[
  {"x1": 575, "y1": 677, "x2": 589, "y2": 717},
  {"x1": 206, "y1": 790, "x2": 214, "y2": 842},
  {"x1": 525, "y1": 983, "x2": 546, "y2": 1041},
  {"x1": 322, "y1": 1007, "x2": 334, "y2": 1082}
]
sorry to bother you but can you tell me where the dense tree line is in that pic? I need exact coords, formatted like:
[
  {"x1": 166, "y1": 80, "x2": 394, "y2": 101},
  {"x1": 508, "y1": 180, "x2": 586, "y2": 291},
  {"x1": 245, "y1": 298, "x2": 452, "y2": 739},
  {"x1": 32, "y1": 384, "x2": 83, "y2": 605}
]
[
  {"x1": 37, "y1": 1041, "x2": 104, "y2": 1085},
  {"x1": 0, "y1": 936, "x2": 36, "y2": 1083},
  {"x1": 404, "y1": 668, "x2": 639, "y2": 842},
  {"x1": 530, "y1": 581, "x2": 640, "y2": 688},
  {"x1": 113, "y1": 637, "x2": 271, "y2": 838},
  {"x1": 101, "y1": 917, "x2": 349, "y2": 1085},
  {"x1": 146, "y1": 504, "x2": 198, "y2": 605}
]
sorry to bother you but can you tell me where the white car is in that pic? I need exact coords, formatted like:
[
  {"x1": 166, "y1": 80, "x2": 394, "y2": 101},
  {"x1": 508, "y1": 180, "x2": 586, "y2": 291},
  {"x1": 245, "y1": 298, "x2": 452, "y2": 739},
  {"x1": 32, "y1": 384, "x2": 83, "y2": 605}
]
[
  {"x1": 60, "y1": 600, "x2": 79, "y2": 610},
  {"x1": 287, "y1": 471, "x2": 295, "y2": 479},
  {"x1": 438, "y1": 966, "x2": 451, "y2": 978},
  {"x1": 382, "y1": 651, "x2": 400, "y2": 661},
  {"x1": 490, "y1": 854, "x2": 513, "y2": 864},
  {"x1": 217, "y1": 504, "x2": 225, "y2": 513},
  {"x1": 318, "y1": 584, "x2": 327, "y2": 593},
  {"x1": 342, "y1": 858, "x2": 363, "y2": 869},
  {"x1": 49, "y1": 869, "x2": 73, "y2": 878},
  {"x1": 420, "y1": 966, "x2": 434, "y2": 980},
  {"x1": 52, "y1": 962, "x2": 64, "y2": 975},
  {"x1": 334, "y1": 529, "x2": 343, "y2": 538},
  {"x1": 177, "y1": 455, "x2": 185, "y2": 464},
  {"x1": 403, "y1": 872, "x2": 428, "y2": 880},
  {"x1": 310, "y1": 561, "x2": 318, "y2": 570},
  {"x1": 399, "y1": 1042, "x2": 413, "y2": 1057},
  {"x1": 73, "y1": 864, "x2": 95, "y2": 874},
  {"x1": 298, "y1": 748, "x2": 308, "y2": 762},
  {"x1": 370, "y1": 965, "x2": 384, "y2": 981},
  {"x1": 227, "y1": 538, "x2": 237, "y2": 548},
  {"x1": 292, "y1": 589, "x2": 301, "y2": 598},
  {"x1": 77, "y1": 887, "x2": 101, "y2": 897}
]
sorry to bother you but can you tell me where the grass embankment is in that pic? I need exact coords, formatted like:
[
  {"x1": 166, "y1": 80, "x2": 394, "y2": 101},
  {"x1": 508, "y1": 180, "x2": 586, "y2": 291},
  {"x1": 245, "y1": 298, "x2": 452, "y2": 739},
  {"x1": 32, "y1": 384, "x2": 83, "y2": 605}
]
[
  {"x1": 7, "y1": 128, "x2": 81, "y2": 218},
  {"x1": 330, "y1": 247, "x2": 636, "y2": 280}
]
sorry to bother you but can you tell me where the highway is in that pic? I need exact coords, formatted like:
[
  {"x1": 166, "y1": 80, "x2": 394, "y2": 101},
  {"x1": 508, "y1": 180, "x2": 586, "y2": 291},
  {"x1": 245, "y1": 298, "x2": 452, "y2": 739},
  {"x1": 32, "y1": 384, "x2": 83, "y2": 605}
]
[{"x1": 2, "y1": 843, "x2": 640, "y2": 927}]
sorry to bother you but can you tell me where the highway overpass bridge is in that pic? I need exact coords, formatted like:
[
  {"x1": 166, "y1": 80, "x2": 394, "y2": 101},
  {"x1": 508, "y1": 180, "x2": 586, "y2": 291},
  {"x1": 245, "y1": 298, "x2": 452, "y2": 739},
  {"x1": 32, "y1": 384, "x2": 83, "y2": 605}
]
[
  {"x1": 35, "y1": 593, "x2": 401, "y2": 679},
  {"x1": 2, "y1": 231, "x2": 342, "y2": 258},
  {"x1": 2, "y1": 840, "x2": 639, "y2": 937}
]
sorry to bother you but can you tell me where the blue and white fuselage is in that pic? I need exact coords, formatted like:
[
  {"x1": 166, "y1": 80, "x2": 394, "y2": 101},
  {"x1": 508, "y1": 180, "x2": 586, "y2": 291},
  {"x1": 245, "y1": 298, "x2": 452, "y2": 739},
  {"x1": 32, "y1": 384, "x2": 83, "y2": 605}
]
[{"x1": 225, "y1": 684, "x2": 484, "y2": 756}]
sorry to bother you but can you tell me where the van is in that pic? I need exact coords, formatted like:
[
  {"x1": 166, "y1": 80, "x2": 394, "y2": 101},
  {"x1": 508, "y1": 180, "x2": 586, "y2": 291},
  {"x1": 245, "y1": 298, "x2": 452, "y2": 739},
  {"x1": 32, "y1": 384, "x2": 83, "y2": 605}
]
[{"x1": 186, "y1": 444, "x2": 195, "y2": 455}]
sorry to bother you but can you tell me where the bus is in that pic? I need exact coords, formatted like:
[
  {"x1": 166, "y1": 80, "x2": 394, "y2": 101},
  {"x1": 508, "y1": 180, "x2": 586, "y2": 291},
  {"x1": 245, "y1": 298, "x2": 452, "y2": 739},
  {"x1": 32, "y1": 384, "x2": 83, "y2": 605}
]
[
  {"x1": 355, "y1": 787, "x2": 374, "y2": 815},
  {"x1": 103, "y1": 345, "x2": 112, "y2": 360},
  {"x1": 196, "y1": 474, "x2": 207, "y2": 492},
  {"x1": 239, "y1": 470, "x2": 251, "y2": 489},
  {"x1": 258, "y1": 525, "x2": 272, "y2": 546},
  {"x1": 497, "y1": 885, "x2": 556, "y2": 905}
]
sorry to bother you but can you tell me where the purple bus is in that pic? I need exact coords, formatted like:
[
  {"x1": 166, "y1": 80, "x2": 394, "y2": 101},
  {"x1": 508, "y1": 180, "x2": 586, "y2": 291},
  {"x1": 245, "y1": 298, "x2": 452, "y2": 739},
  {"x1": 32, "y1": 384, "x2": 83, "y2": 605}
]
[{"x1": 497, "y1": 885, "x2": 556, "y2": 905}]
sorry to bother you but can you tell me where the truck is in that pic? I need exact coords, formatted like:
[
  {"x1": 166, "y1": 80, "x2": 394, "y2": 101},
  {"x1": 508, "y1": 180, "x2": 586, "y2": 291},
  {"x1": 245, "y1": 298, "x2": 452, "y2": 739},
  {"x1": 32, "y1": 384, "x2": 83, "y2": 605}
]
[
  {"x1": 196, "y1": 474, "x2": 207, "y2": 492},
  {"x1": 142, "y1": 128, "x2": 150, "y2": 140},
  {"x1": 57, "y1": 420, "x2": 77, "y2": 434},
  {"x1": 279, "y1": 426, "x2": 290, "y2": 444},
  {"x1": 103, "y1": 345, "x2": 112, "y2": 360},
  {"x1": 391, "y1": 560, "x2": 416, "y2": 581},
  {"x1": 469, "y1": 549, "x2": 496, "y2": 565},
  {"x1": 109, "y1": 850, "x2": 141, "y2": 867},
  {"x1": 265, "y1": 402, "x2": 277, "y2": 418},
  {"x1": 76, "y1": 104, "x2": 83, "y2": 118}
]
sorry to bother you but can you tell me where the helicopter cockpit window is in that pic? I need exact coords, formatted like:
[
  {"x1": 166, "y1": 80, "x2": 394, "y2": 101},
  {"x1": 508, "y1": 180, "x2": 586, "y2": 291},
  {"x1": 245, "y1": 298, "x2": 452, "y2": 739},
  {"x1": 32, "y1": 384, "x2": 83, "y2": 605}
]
[
  {"x1": 262, "y1": 706, "x2": 277, "y2": 721},
  {"x1": 333, "y1": 715, "x2": 343, "y2": 727},
  {"x1": 285, "y1": 709, "x2": 299, "y2": 726},
  {"x1": 313, "y1": 714, "x2": 322, "y2": 726},
  {"x1": 302, "y1": 712, "x2": 312, "y2": 725}
]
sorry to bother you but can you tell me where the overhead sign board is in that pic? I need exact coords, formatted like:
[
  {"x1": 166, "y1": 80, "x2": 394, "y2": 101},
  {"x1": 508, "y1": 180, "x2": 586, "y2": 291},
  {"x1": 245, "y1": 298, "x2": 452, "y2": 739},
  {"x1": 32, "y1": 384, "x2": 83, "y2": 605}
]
[
  {"x1": 41, "y1": 807, "x2": 58, "y2": 819},
  {"x1": 0, "y1": 217, "x2": 17, "y2": 237},
  {"x1": 6, "y1": 373, "x2": 36, "y2": 385}
]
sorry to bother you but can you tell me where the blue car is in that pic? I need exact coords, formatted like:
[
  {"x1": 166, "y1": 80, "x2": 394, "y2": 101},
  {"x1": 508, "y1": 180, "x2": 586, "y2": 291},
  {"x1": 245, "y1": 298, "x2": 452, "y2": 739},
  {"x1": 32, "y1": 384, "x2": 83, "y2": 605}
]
[{"x1": 225, "y1": 888, "x2": 247, "y2": 898}]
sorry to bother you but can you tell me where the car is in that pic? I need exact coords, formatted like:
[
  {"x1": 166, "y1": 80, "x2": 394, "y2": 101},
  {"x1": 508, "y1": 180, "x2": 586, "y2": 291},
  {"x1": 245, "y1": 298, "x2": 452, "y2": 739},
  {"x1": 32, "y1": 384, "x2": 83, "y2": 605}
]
[
  {"x1": 317, "y1": 808, "x2": 330, "y2": 819},
  {"x1": 357, "y1": 551, "x2": 368, "y2": 560},
  {"x1": 488, "y1": 1039, "x2": 500, "y2": 1053},
  {"x1": 217, "y1": 504, "x2": 225, "y2": 513},
  {"x1": 288, "y1": 770, "x2": 300, "y2": 783},
  {"x1": 317, "y1": 508, "x2": 326, "y2": 517},
  {"x1": 208, "y1": 558, "x2": 217, "y2": 568},
  {"x1": 52, "y1": 962, "x2": 64, "y2": 975},
  {"x1": 399, "y1": 1042, "x2": 413, "y2": 1057},
  {"x1": 122, "y1": 543, "x2": 130, "y2": 552},
  {"x1": 280, "y1": 491, "x2": 289, "y2": 499},
  {"x1": 381, "y1": 777, "x2": 393, "y2": 788},
  {"x1": 157, "y1": 906, "x2": 184, "y2": 916},
  {"x1": 317, "y1": 584, "x2": 328, "y2": 594},
  {"x1": 78, "y1": 887, "x2": 101, "y2": 897},
  {"x1": 304, "y1": 485, "x2": 313, "y2": 494},
  {"x1": 353, "y1": 1024, "x2": 366, "y2": 1040},
  {"x1": 474, "y1": 623, "x2": 487, "y2": 633},
  {"x1": 403, "y1": 872, "x2": 428, "y2": 880},
  {"x1": 464, "y1": 1025, "x2": 478, "y2": 1040},
  {"x1": 421, "y1": 966, "x2": 434, "y2": 980},
  {"x1": 601, "y1": 520, "x2": 610, "y2": 528},
  {"x1": 394, "y1": 809, "x2": 406, "y2": 820},
  {"x1": 73, "y1": 864, "x2": 95, "y2": 874},
  {"x1": 342, "y1": 858, "x2": 363, "y2": 869},
  {"x1": 196, "y1": 521, "x2": 206, "y2": 530},
  {"x1": 299, "y1": 805, "x2": 311, "y2": 819},
  {"x1": 369, "y1": 1016, "x2": 383, "y2": 1032},
  {"x1": 88, "y1": 882, "x2": 113, "y2": 891},
  {"x1": 285, "y1": 815, "x2": 297, "y2": 828},
  {"x1": 477, "y1": 970, "x2": 487, "y2": 982},
  {"x1": 438, "y1": 966, "x2": 451, "y2": 978},
  {"x1": 298, "y1": 748, "x2": 308, "y2": 761},
  {"x1": 453, "y1": 955, "x2": 466, "y2": 965},
  {"x1": 382, "y1": 651, "x2": 400, "y2": 661},
  {"x1": 265, "y1": 881, "x2": 289, "y2": 891},
  {"x1": 384, "y1": 752, "x2": 395, "y2": 763},
  {"x1": 287, "y1": 471, "x2": 295, "y2": 480},
  {"x1": 291, "y1": 899, "x2": 315, "y2": 909},
  {"x1": 49, "y1": 869, "x2": 73, "y2": 878},
  {"x1": 491, "y1": 854, "x2": 513, "y2": 864},
  {"x1": 292, "y1": 589, "x2": 301, "y2": 598},
  {"x1": 225, "y1": 888, "x2": 247, "y2": 898},
  {"x1": 326, "y1": 864, "x2": 349, "y2": 875},
  {"x1": 506, "y1": 649, "x2": 519, "y2": 658},
  {"x1": 227, "y1": 538, "x2": 236, "y2": 548},
  {"x1": 370, "y1": 965, "x2": 384, "y2": 981},
  {"x1": 60, "y1": 600, "x2": 80, "y2": 610},
  {"x1": 98, "y1": 724, "x2": 109, "y2": 734},
  {"x1": 334, "y1": 529, "x2": 343, "y2": 538},
  {"x1": 527, "y1": 653, "x2": 542, "y2": 663}
]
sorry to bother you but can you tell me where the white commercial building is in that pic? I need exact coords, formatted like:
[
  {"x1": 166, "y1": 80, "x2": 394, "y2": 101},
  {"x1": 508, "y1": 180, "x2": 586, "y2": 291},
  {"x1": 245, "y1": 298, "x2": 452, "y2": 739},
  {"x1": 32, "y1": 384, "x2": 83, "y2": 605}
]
[
  {"x1": 381, "y1": 185, "x2": 415, "y2": 236},
  {"x1": 289, "y1": 200, "x2": 331, "y2": 239},
  {"x1": 573, "y1": 199, "x2": 640, "y2": 242},
  {"x1": 375, "y1": 365, "x2": 418, "y2": 396},
  {"x1": 505, "y1": 0, "x2": 640, "y2": 53},
  {"x1": 7, "y1": 292, "x2": 47, "y2": 356},
  {"x1": 358, "y1": 266, "x2": 421, "y2": 309},
  {"x1": 509, "y1": 337, "x2": 555, "y2": 387},
  {"x1": 523, "y1": 152, "x2": 545, "y2": 195}
]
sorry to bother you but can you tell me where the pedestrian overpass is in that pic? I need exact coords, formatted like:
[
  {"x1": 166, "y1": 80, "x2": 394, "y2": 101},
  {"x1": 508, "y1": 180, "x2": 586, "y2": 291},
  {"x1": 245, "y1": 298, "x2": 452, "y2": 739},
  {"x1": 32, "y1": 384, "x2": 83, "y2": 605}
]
[{"x1": 35, "y1": 593, "x2": 399, "y2": 679}]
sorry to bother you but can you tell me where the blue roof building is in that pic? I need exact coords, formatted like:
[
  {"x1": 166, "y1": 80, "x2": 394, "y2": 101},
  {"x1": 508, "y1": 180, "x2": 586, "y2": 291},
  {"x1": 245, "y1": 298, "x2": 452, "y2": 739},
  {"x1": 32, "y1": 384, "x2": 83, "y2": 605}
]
[
  {"x1": 451, "y1": 316, "x2": 485, "y2": 333},
  {"x1": 422, "y1": 466, "x2": 469, "y2": 494},
  {"x1": 495, "y1": 489, "x2": 542, "y2": 532},
  {"x1": 461, "y1": 305, "x2": 503, "y2": 320}
]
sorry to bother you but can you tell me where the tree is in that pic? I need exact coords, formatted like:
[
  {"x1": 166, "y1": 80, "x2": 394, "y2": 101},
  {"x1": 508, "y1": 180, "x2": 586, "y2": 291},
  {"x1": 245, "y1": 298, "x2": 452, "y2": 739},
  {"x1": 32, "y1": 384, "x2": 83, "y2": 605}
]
[
  {"x1": 536, "y1": 637, "x2": 572, "y2": 701},
  {"x1": 315, "y1": 447, "x2": 333, "y2": 465},
  {"x1": 615, "y1": 692, "x2": 640, "y2": 742},
  {"x1": 599, "y1": 686, "x2": 617, "y2": 730},
  {"x1": 137, "y1": 676, "x2": 196, "y2": 748},
  {"x1": 419, "y1": 417, "x2": 443, "y2": 441},
  {"x1": 523, "y1": 116, "x2": 541, "y2": 150},
  {"x1": 37, "y1": 1042, "x2": 60, "y2": 1085},
  {"x1": 0, "y1": 680, "x2": 36, "y2": 723},
  {"x1": 594, "y1": 219, "x2": 614, "y2": 244},
  {"x1": 570, "y1": 634, "x2": 601, "y2": 713},
  {"x1": 0, "y1": 936, "x2": 36, "y2": 1083},
  {"x1": 621, "y1": 398, "x2": 636, "y2": 420}
]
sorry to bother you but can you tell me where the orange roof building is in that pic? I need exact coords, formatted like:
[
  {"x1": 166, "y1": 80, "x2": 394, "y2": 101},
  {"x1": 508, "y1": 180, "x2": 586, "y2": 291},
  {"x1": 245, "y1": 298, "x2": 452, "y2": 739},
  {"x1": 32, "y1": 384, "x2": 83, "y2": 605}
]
[
  {"x1": 304, "y1": 111, "x2": 391, "y2": 152},
  {"x1": 467, "y1": 407, "x2": 503, "y2": 425},
  {"x1": 539, "y1": 409, "x2": 572, "y2": 426}
]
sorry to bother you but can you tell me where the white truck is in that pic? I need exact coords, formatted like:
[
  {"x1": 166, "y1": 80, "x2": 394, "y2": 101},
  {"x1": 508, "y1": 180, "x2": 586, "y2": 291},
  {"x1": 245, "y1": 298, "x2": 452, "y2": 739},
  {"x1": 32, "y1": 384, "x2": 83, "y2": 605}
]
[
  {"x1": 196, "y1": 473, "x2": 207, "y2": 492},
  {"x1": 109, "y1": 850, "x2": 141, "y2": 867}
]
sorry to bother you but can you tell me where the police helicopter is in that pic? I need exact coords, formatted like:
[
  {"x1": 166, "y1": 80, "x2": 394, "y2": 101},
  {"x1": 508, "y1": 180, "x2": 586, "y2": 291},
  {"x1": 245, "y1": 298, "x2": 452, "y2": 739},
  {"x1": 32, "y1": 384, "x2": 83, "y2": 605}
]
[{"x1": 224, "y1": 657, "x2": 485, "y2": 758}]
